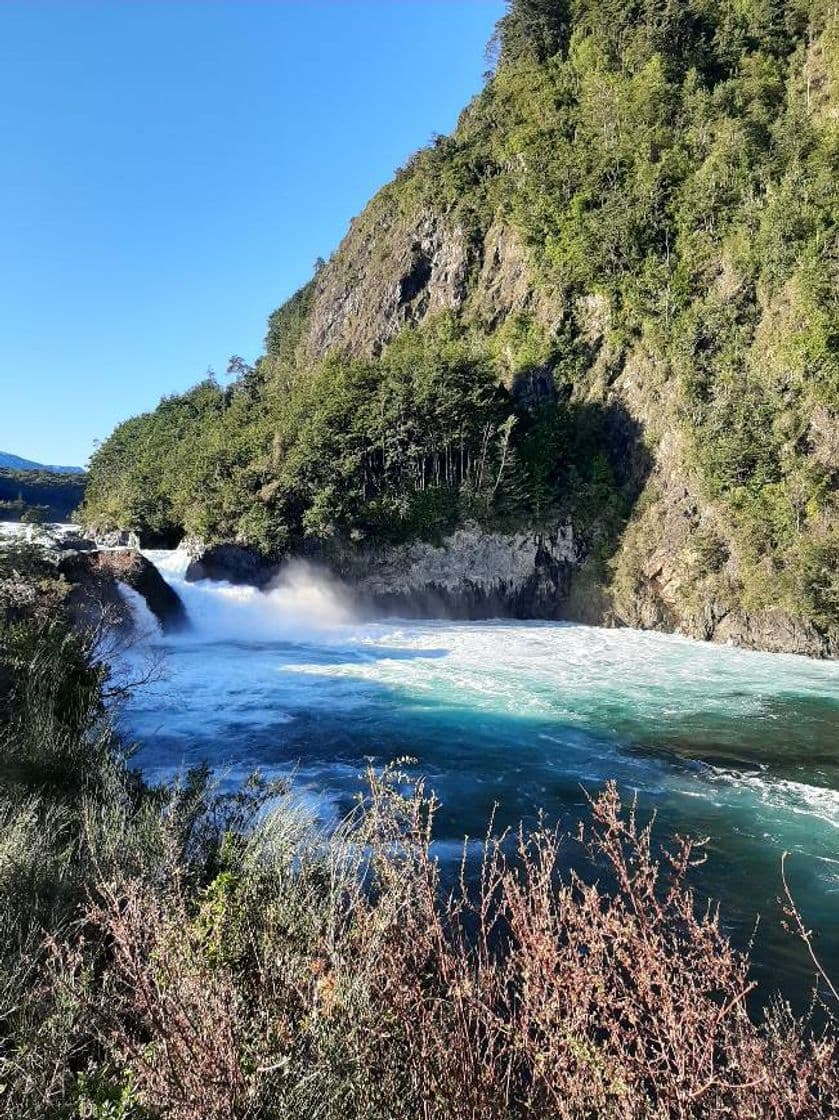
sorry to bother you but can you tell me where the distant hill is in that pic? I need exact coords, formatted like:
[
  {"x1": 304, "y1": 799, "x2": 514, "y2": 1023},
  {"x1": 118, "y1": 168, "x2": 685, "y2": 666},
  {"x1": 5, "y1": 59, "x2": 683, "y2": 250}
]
[
  {"x1": 0, "y1": 451, "x2": 84, "y2": 475},
  {"x1": 0, "y1": 464, "x2": 86, "y2": 522}
]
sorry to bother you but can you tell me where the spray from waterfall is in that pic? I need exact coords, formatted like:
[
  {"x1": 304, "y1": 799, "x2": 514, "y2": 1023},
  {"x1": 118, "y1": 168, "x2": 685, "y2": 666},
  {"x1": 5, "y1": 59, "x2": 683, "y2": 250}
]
[{"x1": 140, "y1": 549, "x2": 357, "y2": 642}]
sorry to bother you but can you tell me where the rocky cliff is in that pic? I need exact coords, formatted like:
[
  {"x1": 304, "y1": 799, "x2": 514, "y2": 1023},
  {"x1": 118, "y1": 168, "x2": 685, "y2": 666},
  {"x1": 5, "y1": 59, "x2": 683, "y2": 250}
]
[
  {"x1": 186, "y1": 522, "x2": 579, "y2": 620},
  {"x1": 337, "y1": 522, "x2": 577, "y2": 619},
  {"x1": 255, "y1": 182, "x2": 838, "y2": 656},
  {"x1": 82, "y1": 1, "x2": 838, "y2": 658}
]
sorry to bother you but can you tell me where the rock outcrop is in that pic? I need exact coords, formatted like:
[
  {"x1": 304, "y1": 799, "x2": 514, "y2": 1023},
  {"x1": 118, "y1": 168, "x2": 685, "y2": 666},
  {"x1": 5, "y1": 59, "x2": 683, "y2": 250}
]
[
  {"x1": 304, "y1": 209, "x2": 471, "y2": 360},
  {"x1": 93, "y1": 528, "x2": 141, "y2": 549},
  {"x1": 185, "y1": 541, "x2": 277, "y2": 588},
  {"x1": 296, "y1": 208, "x2": 563, "y2": 367},
  {"x1": 57, "y1": 548, "x2": 187, "y2": 634},
  {"x1": 328, "y1": 522, "x2": 578, "y2": 619},
  {"x1": 97, "y1": 550, "x2": 187, "y2": 632}
]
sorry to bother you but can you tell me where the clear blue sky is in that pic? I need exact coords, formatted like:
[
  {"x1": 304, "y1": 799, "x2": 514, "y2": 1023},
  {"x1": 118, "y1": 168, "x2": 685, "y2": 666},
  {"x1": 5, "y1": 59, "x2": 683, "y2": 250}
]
[{"x1": 0, "y1": 1, "x2": 505, "y2": 467}]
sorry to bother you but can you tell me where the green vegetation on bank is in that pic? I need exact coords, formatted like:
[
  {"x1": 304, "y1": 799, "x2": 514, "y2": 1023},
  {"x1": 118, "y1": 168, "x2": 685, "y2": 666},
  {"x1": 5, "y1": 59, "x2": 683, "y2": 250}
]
[
  {"x1": 82, "y1": 318, "x2": 633, "y2": 556},
  {"x1": 1, "y1": 539, "x2": 836, "y2": 1117},
  {"x1": 82, "y1": 0, "x2": 838, "y2": 631}
]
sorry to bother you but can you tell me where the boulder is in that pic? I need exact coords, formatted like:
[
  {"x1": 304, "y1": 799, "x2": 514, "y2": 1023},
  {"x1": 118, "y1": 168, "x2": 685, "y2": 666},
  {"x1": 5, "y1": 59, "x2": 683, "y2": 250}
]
[
  {"x1": 59, "y1": 550, "x2": 187, "y2": 634},
  {"x1": 96, "y1": 550, "x2": 187, "y2": 631},
  {"x1": 186, "y1": 543, "x2": 276, "y2": 588}
]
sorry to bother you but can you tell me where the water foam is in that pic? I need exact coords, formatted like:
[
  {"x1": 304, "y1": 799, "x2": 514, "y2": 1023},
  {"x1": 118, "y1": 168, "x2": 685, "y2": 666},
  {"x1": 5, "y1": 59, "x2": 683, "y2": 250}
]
[
  {"x1": 143, "y1": 549, "x2": 356, "y2": 642},
  {"x1": 116, "y1": 580, "x2": 162, "y2": 639},
  {"x1": 710, "y1": 772, "x2": 839, "y2": 831}
]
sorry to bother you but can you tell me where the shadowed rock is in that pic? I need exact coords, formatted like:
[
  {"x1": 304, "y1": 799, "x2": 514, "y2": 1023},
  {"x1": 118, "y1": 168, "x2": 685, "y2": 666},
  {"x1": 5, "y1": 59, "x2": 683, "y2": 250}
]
[{"x1": 59, "y1": 550, "x2": 187, "y2": 634}]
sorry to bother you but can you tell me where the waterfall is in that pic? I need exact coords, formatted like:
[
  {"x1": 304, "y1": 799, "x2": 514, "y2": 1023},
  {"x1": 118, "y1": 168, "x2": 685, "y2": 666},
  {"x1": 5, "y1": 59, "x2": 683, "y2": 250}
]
[
  {"x1": 142, "y1": 548, "x2": 356, "y2": 642},
  {"x1": 116, "y1": 581, "x2": 162, "y2": 638}
]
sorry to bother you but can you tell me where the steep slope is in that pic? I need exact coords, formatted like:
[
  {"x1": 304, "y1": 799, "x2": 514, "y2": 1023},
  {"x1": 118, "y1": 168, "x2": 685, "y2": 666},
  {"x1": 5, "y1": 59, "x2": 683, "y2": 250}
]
[{"x1": 82, "y1": 0, "x2": 839, "y2": 655}]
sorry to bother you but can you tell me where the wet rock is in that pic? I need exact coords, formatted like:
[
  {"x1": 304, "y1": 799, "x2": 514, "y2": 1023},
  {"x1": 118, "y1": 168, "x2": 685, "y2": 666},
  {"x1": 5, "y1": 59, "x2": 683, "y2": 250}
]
[
  {"x1": 102, "y1": 551, "x2": 187, "y2": 632},
  {"x1": 60, "y1": 550, "x2": 187, "y2": 633},
  {"x1": 711, "y1": 609, "x2": 837, "y2": 660},
  {"x1": 186, "y1": 543, "x2": 277, "y2": 588}
]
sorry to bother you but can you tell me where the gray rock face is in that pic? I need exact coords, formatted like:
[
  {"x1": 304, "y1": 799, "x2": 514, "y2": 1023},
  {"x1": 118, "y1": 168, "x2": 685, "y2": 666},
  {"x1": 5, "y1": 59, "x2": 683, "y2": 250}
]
[
  {"x1": 332, "y1": 522, "x2": 578, "y2": 619},
  {"x1": 299, "y1": 207, "x2": 562, "y2": 366},
  {"x1": 710, "y1": 609, "x2": 837, "y2": 660},
  {"x1": 624, "y1": 543, "x2": 838, "y2": 658},
  {"x1": 305, "y1": 209, "x2": 471, "y2": 360},
  {"x1": 185, "y1": 524, "x2": 580, "y2": 620}
]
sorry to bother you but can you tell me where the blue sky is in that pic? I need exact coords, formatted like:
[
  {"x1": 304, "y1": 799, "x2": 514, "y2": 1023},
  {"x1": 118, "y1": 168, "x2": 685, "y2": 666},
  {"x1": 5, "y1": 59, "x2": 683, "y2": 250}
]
[{"x1": 0, "y1": 1, "x2": 504, "y2": 467}]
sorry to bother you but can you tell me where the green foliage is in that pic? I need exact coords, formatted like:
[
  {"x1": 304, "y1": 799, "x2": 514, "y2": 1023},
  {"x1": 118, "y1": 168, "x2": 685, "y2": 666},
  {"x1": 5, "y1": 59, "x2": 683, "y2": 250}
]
[
  {"x1": 75, "y1": 1071, "x2": 144, "y2": 1120},
  {"x1": 84, "y1": 307, "x2": 646, "y2": 553},
  {"x1": 82, "y1": 377, "x2": 281, "y2": 550},
  {"x1": 0, "y1": 466, "x2": 85, "y2": 522},
  {"x1": 492, "y1": 0, "x2": 571, "y2": 66},
  {"x1": 82, "y1": 0, "x2": 839, "y2": 630},
  {"x1": 264, "y1": 278, "x2": 316, "y2": 382}
]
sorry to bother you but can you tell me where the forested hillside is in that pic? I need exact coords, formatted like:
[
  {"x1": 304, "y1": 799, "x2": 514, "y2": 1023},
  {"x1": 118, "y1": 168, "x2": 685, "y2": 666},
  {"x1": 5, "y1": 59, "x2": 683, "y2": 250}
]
[
  {"x1": 82, "y1": 0, "x2": 839, "y2": 650},
  {"x1": 0, "y1": 467, "x2": 86, "y2": 522}
]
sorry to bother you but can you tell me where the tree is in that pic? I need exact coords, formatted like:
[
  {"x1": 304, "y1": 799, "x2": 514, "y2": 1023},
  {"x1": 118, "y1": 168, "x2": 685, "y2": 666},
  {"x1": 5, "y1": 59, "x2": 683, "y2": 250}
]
[{"x1": 493, "y1": 0, "x2": 570, "y2": 67}]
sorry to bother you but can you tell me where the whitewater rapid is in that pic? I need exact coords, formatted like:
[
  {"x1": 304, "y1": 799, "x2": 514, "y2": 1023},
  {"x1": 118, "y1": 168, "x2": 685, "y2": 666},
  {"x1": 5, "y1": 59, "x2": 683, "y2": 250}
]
[
  {"x1": 131, "y1": 547, "x2": 839, "y2": 825},
  {"x1": 118, "y1": 546, "x2": 839, "y2": 1000}
]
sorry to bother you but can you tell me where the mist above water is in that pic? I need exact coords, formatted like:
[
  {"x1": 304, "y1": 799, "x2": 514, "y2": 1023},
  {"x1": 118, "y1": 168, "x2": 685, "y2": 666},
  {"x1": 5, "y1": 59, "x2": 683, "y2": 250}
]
[{"x1": 145, "y1": 549, "x2": 356, "y2": 642}]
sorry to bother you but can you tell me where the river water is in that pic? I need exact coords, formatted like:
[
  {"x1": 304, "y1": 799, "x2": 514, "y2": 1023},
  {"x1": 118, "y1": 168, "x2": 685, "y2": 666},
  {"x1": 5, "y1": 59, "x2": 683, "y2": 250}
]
[{"x1": 118, "y1": 548, "x2": 839, "y2": 1007}]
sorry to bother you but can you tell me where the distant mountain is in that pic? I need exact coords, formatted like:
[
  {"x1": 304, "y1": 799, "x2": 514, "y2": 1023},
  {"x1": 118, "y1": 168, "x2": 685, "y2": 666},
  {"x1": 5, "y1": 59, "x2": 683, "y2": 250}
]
[
  {"x1": 0, "y1": 455, "x2": 86, "y2": 522},
  {"x1": 0, "y1": 452, "x2": 84, "y2": 475}
]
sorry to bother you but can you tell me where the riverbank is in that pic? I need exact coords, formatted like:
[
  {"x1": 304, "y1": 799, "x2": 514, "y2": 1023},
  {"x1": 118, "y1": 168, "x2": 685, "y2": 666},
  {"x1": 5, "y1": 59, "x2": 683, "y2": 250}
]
[{"x1": 2, "y1": 531, "x2": 837, "y2": 1117}]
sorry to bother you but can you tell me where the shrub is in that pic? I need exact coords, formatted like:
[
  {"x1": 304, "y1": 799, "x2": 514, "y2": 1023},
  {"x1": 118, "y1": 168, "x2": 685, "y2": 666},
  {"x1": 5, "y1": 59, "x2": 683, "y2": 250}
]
[{"x1": 46, "y1": 773, "x2": 838, "y2": 1120}]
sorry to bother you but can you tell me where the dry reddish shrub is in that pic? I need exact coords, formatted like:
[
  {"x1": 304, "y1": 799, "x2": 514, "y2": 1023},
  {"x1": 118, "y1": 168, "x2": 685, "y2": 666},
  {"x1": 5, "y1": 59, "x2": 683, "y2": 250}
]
[
  {"x1": 78, "y1": 777, "x2": 837, "y2": 1120},
  {"x1": 93, "y1": 549, "x2": 141, "y2": 580},
  {"x1": 81, "y1": 882, "x2": 247, "y2": 1120}
]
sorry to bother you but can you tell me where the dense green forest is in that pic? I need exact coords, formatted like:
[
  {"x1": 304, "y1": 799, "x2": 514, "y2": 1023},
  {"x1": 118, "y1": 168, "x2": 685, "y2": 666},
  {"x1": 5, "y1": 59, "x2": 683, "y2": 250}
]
[
  {"x1": 0, "y1": 467, "x2": 86, "y2": 522},
  {"x1": 82, "y1": 0, "x2": 838, "y2": 634}
]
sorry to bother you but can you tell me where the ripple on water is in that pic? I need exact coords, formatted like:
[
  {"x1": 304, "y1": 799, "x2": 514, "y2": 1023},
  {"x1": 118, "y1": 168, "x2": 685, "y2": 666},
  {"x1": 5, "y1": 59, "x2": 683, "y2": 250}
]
[{"x1": 115, "y1": 553, "x2": 839, "y2": 1004}]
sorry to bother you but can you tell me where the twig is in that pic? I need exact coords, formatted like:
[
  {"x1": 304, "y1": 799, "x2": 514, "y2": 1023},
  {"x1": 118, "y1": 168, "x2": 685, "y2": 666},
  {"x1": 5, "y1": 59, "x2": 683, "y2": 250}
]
[{"x1": 781, "y1": 850, "x2": 839, "y2": 1006}]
